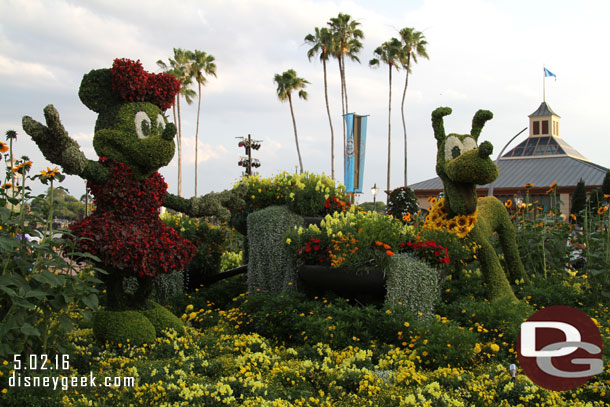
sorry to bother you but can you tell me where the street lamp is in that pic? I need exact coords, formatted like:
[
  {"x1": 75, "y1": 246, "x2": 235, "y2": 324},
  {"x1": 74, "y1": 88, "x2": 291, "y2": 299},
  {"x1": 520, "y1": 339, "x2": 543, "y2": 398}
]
[
  {"x1": 371, "y1": 183, "x2": 379, "y2": 212},
  {"x1": 236, "y1": 134, "x2": 262, "y2": 176}
]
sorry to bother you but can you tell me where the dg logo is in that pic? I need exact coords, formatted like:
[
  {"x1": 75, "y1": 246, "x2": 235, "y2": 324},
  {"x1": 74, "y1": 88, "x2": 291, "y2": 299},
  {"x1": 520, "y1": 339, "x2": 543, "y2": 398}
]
[{"x1": 517, "y1": 305, "x2": 604, "y2": 391}]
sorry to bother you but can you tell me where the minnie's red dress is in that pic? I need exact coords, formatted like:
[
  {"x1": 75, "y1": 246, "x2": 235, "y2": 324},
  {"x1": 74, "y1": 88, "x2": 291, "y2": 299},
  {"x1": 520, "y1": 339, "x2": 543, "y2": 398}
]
[{"x1": 70, "y1": 158, "x2": 195, "y2": 278}]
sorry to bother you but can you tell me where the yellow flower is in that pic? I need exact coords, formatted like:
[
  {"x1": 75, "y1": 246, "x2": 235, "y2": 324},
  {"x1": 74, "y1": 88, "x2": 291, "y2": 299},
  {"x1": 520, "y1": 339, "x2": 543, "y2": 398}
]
[
  {"x1": 285, "y1": 238, "x2": 292, "y2": 245},
  {"x1": 185, "y1": 304, "x2": 194, "y2": 312},
  {"x1": 504, "y1": 199, "x2": 512, "y2": 208},
  {"x1": 474, "y1": 343, "x2": 482, "y2": 354},
  {"x1": 490, "y1": 343, "x2": 500, "y2": 352}
]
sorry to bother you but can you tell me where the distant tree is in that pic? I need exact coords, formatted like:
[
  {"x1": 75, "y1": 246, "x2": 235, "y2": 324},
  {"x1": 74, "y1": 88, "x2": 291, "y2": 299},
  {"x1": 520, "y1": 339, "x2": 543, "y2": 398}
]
[
  {"x1": 157, "y1": 48, "x2": 196, "y2": 197},
  {"x1": 571, "y1": 179, "x2": 586, "y2": 223},
  {"x1": 370, "y1": 37, "x2": 403, "y2": 201},
  {"x1": 31, "y1": 188, "x2": 85, "y2": 221},
  {"x1": 357, "y1": 201, "x2": 387, "y2": 214},
  {"x1": 186, "y1": 49, "x2": 216, "y2": 197},
  {"x1": 327, "y1": 13, "x2": 364, "y2": 160},
  {"x1": 273, "y1": 69, "x2": 309, "y2": 173},
  {"x1": 398, "y1": 27, "x2": 429, "y2": 186},
  {"x1": 305, "y1": 26, "x2": 336, "y2": 180}
]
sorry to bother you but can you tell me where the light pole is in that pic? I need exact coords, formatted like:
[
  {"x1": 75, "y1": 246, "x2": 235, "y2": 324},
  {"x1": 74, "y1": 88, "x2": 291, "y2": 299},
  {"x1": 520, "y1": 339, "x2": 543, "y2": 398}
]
[
  {"x1": 237, "y1": 134, "x2": 262, "y2": 176},
  {"x1": 371, "y1": 183, "x2": 379, "y2": 212}
]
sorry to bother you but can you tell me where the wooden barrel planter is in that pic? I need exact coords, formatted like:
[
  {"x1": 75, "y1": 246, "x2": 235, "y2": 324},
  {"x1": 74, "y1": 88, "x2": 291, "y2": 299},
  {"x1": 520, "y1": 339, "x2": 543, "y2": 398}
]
[{"x1": 297, "y1": 265, "x2": 385, "y2": 303}]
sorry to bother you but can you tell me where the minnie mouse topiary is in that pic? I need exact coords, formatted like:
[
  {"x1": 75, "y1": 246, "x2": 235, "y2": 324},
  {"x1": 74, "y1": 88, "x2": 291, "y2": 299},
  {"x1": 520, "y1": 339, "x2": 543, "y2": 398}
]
[{"x1": 22, "y1": 59, "x2": 245, "y2": 343}]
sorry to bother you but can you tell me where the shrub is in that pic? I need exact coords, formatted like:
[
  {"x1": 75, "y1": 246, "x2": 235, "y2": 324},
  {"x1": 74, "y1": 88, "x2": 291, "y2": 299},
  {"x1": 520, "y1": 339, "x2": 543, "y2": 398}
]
[
  {"x1": 385, "y1": 253, "x2": 440, "y2": 319},
  {"x1": 141, "y1": 300, "x2": 184, "y2": 334},
  {"x1": 123, "y1": 269, "x2": 184, "y2": 305},
  {"x1": 92, "y1": 309, "x2": 156, "y2": 346},
  {"x1": 162, "y1": 213, "x2": 227, "y2": 291},
  {"x1": 247, "y1": 206, "x2": 303, "y2": 292},
  {"x1": 386, "y1": 186, "x2": 418, "y2": 222},
  {"x1": 285, "y1": 209, "x2": 413, "y2": 273}
]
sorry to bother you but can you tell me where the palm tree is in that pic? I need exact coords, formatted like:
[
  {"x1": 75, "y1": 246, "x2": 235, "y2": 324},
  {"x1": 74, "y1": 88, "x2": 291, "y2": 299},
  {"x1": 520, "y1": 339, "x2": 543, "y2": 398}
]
[
  {"x1": 273, "y1": 69, "x2": 309, "y2": 174},
  {"x1": 398, "y1": 28, "x2": 429, "y2": 186},
  {"x1": 370, "y1": 38, "x2": 403, "y2": 201},
  {"x1": 186, "y1": 49, "x2": 216, "y2": 197},
  {"x1": 157, "y1": 48, "x2": 195, "y2": 197},
  {"x1": 328, "y1": 13, "x2": 364, "y2": 163},
  {"x1": 305, "y1": 26, "x2": 336, "y2": 180}
]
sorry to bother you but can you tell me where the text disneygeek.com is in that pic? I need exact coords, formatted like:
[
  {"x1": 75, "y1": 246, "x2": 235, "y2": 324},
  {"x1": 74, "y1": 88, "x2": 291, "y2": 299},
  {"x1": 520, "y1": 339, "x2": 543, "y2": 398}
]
[{"x1": 9, "y1": 371, "x2": 135, "y2": 391}]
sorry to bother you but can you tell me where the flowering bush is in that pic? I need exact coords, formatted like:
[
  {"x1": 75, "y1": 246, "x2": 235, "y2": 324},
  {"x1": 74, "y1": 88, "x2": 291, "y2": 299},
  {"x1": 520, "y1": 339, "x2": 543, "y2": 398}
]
[
  {"x1": 285, "y1": 208, "x2": 414, "y2": 272},
  {"x1": 400, "y1": 240, "x2": 450, "y2": 266},
  {"x1": 236, "y1": 171, "x2": 349, "y2": 217},
  {"x1": 386, "y1": 186, "x2": 418, "y2": 222}
]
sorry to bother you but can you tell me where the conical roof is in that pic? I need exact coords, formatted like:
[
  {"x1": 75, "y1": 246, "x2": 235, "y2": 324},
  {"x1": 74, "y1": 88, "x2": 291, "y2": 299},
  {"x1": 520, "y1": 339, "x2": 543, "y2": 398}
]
[{"x1": 529, "y1": 101, "x2": 560, "y2": 118}]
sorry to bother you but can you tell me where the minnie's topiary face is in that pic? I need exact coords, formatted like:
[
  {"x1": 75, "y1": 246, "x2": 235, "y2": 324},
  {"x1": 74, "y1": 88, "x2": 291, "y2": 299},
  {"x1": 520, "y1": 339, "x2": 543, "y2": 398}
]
[
  {"x1": 93, "y1": 102, "x2": 176, "y2": 179},
  {"x1": 79, "y1": 59, "x2": 181, "y2": 180}
]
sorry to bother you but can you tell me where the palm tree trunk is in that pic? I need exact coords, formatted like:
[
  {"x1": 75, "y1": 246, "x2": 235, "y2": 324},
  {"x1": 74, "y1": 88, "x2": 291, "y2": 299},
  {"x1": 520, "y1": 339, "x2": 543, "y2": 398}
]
[
  {"x1": 338, "y1": 58, "x2": 346, "y2": 179},
  {"x1": 288, "y1": 94, "x2": 304, "y2": 173},
  {"x1": 387, "y1": 65, "x2": 393, "y2": 203},
  {"x1": 195, "y1": 81, "x2": 202, "y2": 197},
  {"x1": 177, "y1": 94, "x2": 183, "y2": 197},
  {"x1": 401, "y1": 55, "x2": 411, "y2": 187},
  {"x1": 323, "y1": 58, "x2": 335, "y2": 180},
  {"x1": 342, "y1": 54, "x2": 349, "y2": 115}
]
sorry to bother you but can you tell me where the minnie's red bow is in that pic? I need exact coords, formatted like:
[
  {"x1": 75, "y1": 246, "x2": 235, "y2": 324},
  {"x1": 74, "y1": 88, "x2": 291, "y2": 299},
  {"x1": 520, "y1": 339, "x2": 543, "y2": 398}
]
[{"x1": 110, "y1": 58, "x2": 181, "y2": 111}]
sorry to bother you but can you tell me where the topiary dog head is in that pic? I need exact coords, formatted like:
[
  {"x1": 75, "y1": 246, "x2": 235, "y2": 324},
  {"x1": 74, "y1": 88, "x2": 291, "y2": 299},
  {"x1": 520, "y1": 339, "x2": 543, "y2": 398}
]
[
  {"x1": 78, "y1": 58, "x2": 180, "y2": 180},
  {"x1": 431, "y1": 107, "x2": 498, "y2": 215}
]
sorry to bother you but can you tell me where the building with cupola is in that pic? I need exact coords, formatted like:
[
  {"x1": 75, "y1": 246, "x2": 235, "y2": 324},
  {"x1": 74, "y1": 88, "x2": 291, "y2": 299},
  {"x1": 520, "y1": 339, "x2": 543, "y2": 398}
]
[{"x1": 410, "y1": 101, "x2": 609, "y2": 216}]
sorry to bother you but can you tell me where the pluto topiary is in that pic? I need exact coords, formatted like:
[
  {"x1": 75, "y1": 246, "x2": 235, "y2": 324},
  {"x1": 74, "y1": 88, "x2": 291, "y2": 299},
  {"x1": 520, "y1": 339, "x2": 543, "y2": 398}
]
[
  {"x1": 426, "y1": 107, "x2": 525, "y2": 302},
  {"x1": 22, "y1": 58, "x2": 245, "y2": 344}
]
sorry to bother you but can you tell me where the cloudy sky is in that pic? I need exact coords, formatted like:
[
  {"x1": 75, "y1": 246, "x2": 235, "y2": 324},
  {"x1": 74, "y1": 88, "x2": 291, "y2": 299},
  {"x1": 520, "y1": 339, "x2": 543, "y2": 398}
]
[{"x1": 1, "y1": 0, "x2": 609, "y2": 203}]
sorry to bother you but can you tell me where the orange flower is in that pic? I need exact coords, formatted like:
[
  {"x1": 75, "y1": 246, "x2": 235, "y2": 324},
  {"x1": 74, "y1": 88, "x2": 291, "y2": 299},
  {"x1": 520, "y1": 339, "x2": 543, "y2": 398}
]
[
  {"x1": 383, "y1": 243, "x2": 391, "y2": 250},
  {"x1": 597, "y1": 206, "x2": 608, "y2": 216},
  {"x1": 402, "y1": 212, "x2": 412, "y2": 222},
  {"x1": 605, "y1": 194, "x2": 610, "y2": 199},
  {"x1": 375, "y1": 241, "x2": 383, "y2": 246},
  {"x1": 427, "y1": 196, "x2": 438, "y2": 205},
  {"x1": 523, "y1": 183, "x2": 534, "y2": 188},
  {"x1": 570, "y1": 213, "x2": 577, "y2": 221},
  {"x1": 505, "y1": 199, "x2": 512, "y2": 208},
  {"x1": 386, "y1": 250, "x2": 394, "y2": 256},
  {"x1": 0, "y1": 141, "x2": 8, "y2": 153}
]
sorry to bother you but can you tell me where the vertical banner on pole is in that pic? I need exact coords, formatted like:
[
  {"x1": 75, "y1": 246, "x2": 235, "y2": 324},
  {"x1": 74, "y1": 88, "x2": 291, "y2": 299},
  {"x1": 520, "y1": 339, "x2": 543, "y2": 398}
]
[{"x1": 343, "y1": 113, "x2": 369, "y2": 193}]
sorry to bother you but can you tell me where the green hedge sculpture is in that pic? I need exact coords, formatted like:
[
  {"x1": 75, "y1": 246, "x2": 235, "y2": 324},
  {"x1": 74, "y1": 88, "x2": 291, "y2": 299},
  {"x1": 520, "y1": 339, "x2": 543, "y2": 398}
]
[
  {"x1": 22, "y1": 58, "x2": 245, "y2": 345},
  {"x1": 429, "y1": 107, "x2": 525, "y2": 302}
]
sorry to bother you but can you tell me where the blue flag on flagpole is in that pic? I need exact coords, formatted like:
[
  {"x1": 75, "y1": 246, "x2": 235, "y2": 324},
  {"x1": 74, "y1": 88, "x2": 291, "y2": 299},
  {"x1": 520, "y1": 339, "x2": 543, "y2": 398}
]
[{"x1": 544, "y1": 67, "x2": 557, "y2": 80}]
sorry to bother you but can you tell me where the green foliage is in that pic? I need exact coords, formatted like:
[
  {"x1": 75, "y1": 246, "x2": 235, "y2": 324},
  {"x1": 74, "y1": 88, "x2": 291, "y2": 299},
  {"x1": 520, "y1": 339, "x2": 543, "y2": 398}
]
[
  {"x1": 141, "y1": 301, "x2": 184, "y2": 334},
  {"x1": 386, "y1": 186, "x2": 418, "y2": 221},
  {"x1": 220, "y1": 250, "x2": 243, "y2": 271},
  {"x1": 29, "y1": 187, "x2": 86, "y2": 221},
  {"x1": 285, "y1": 209, "x2": 413, "y2": 272},
  {"x1": 78, "y1": 68, "x2": 117, "y2": 113},
  {"x1": 123, "y1": 270, "x2": 185, "y2": 305},
  {"x1": 571, "y1": 178, "x2": 587, "y2": 221},
  {"x1": 247, "y1": 206, "x2": 303, "y2": 292},
  {"x1": 357, "y1": 201, "x2": 386, "y2": 214},
  {"x1": 0, "y1": 152, "x2": 103, "y2": 358},
  {"x1": 515, "y1": 274, "x2": 587, "y2": 308},
  {"x1": 235, "y1": 172, "x2": 348, "y2": 219},
  {"x1": 437, "y1": 296, "x2": 533, "y2": 355},
  {"x1": 385, "y1": 253, "x2": 440, "y2": 319},
  {"x1": 162, "y1": 213, "x2": 228, "y2": 291},
  {"x1": 92, "y1": 309, "x2": 156, "y2": 346}
]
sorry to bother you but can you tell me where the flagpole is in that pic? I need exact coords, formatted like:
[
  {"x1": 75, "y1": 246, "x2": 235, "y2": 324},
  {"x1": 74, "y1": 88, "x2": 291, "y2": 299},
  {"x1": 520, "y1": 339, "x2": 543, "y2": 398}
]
[{"x1": 543, "y1": 65, "x2": 546, "y2": 102}]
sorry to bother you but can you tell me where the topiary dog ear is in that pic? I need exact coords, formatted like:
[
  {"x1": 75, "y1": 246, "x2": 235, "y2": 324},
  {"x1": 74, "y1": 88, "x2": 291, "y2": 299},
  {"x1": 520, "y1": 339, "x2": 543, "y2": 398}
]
[
  {"x1": 431, "y1": 107, "x2": 452, "y2": 146},
  {"x1": 78, "y1": 68, "x2": 117, "y2": 113},
  {"x1": 471, "y1": 109, "x2": 493, "y2": 141}
]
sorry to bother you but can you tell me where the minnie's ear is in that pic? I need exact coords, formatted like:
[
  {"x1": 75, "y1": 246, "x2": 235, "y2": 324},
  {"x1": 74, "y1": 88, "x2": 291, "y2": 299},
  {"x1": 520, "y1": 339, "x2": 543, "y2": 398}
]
[{"x1": 78, "y1": 69, "x2": 117, "y2": 113}]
